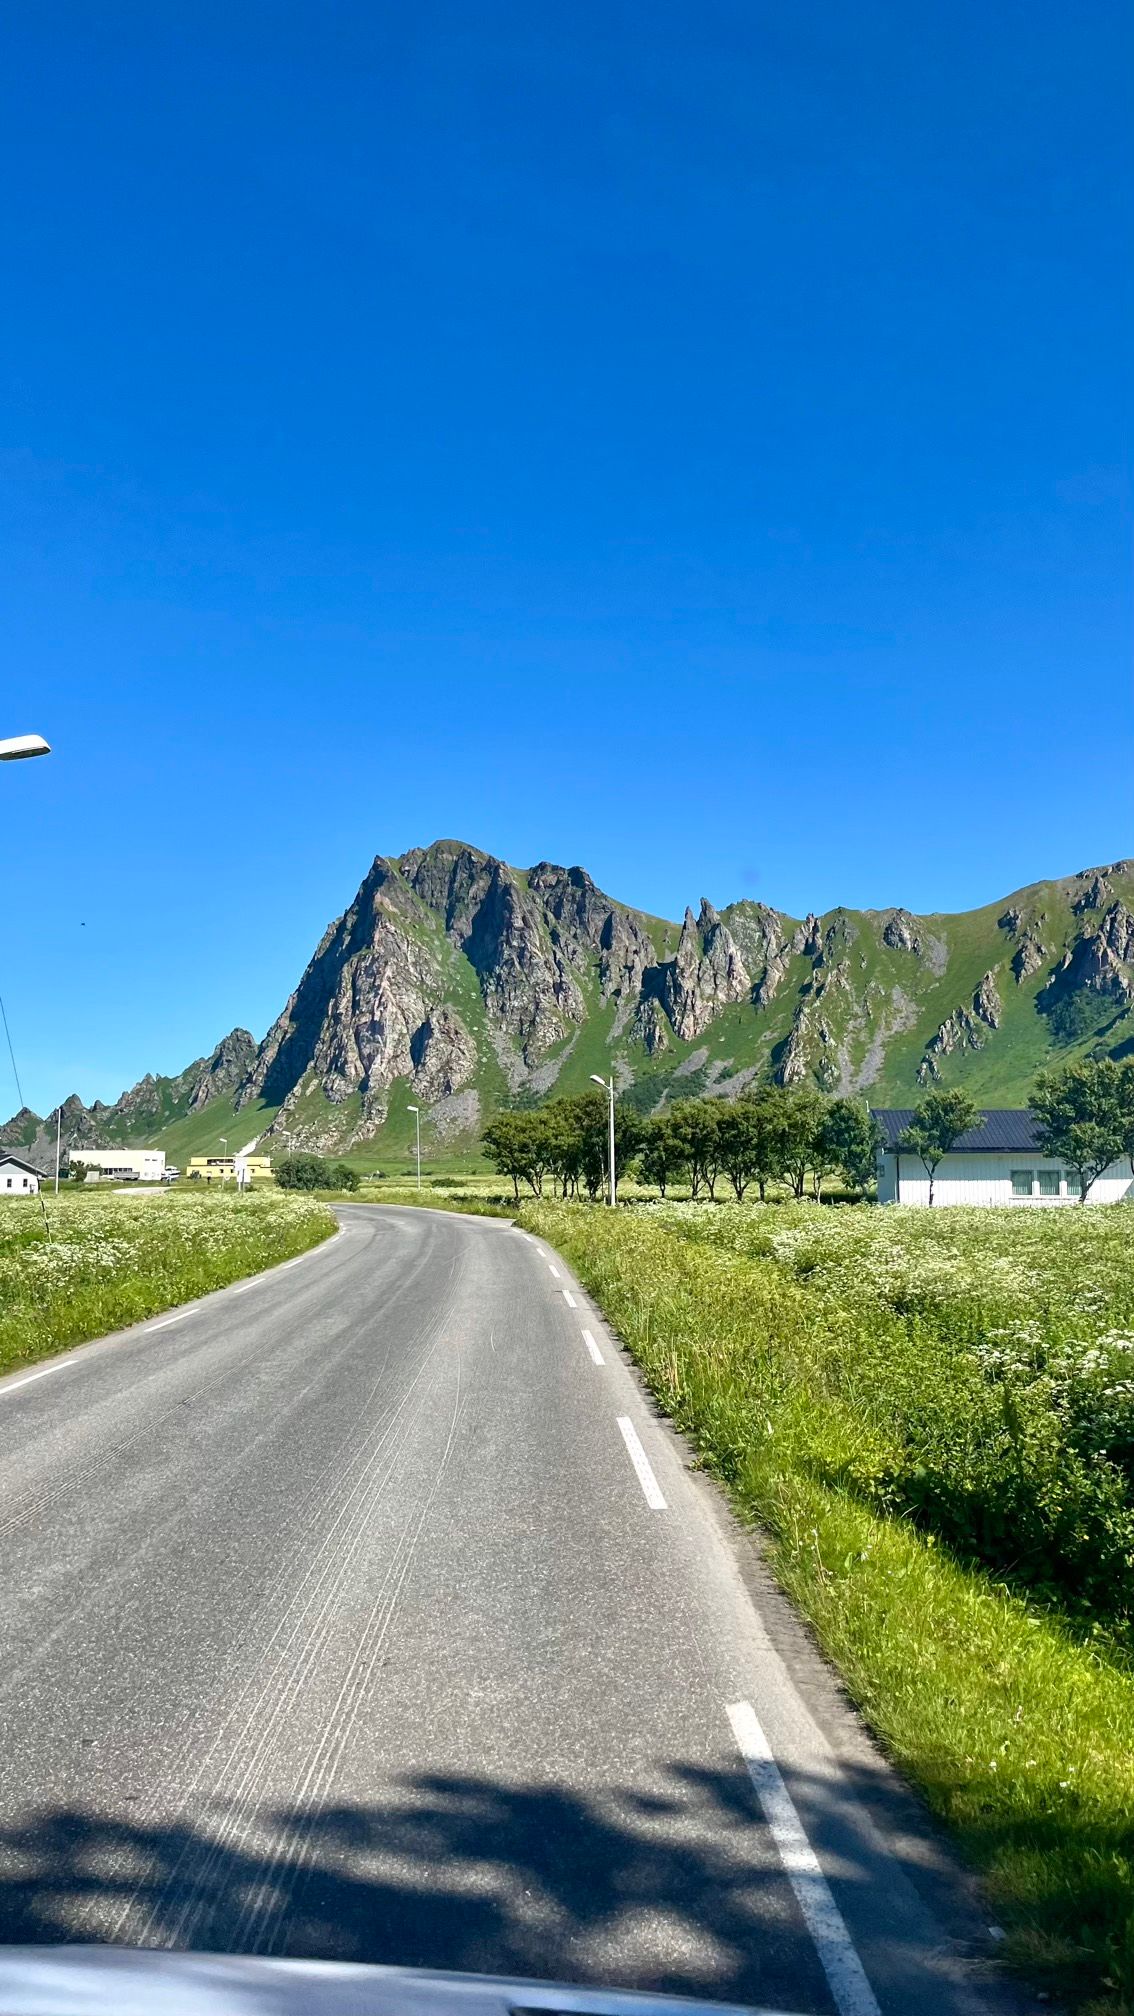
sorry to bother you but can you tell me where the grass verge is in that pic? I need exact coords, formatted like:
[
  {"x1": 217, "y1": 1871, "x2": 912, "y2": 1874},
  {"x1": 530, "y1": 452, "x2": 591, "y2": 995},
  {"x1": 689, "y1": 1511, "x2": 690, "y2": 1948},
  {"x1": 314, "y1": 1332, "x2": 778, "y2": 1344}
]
[
  {"x1": 520, "y1": 1202, "x2": 1134, "y2": 2015},
  {"x1": 0, "y1": 1189, "x2": 335, "y2": 1374}
]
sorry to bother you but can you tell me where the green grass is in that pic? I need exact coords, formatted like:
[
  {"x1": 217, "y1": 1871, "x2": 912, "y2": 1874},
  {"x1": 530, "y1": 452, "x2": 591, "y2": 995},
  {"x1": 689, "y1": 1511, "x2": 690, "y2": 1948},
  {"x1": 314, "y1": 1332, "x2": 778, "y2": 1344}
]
[
  {"x1": 149, "y1": 1093, "x2": 279, "y2": 1165},
  {"x1": 0, "y1": 1189, "x2": 334, "y2": 1373},
  {"x1": 519, "y1": 1200, "x2": 1134, "y2": 2013}
]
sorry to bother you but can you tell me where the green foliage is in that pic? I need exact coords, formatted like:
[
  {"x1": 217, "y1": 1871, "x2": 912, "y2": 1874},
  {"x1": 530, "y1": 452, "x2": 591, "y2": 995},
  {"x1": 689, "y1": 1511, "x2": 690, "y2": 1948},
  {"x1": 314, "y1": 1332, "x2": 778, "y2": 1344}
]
[
  {"x1": 635, "y1": 1114, "x2": 689, "y2": 1197},
  {"x1": 1030, "y1": 1057, "x2": 1134, "y2": 1202},
  {"x1": 899, "y1": 1089, "x2": 983, "y2": 1203},
  {"x1": 819, "y1": 1098, "x2": 882, "y2": 1192},
  {"x1": 483, "y1": 1095, "x2": 642, "y2": 1200},
  {"x1": 484, "y1": 1084, "x2": 894, "y2": 1203},
  {"x1": 68, "y1": 1159, "x2": 89, "y2": 1183},
  {"x1": 275, "y1": 1153, "x2": 333, "y2": 1191},
  {"x1": 523, "y1": 1199, "x2": 1134, "y2": 2009},
  {"x1": 331, "y1": 1161, "x2": 360, "y2": 1192},
  {"x1": 667, "y1": 1099, "x2": 722, "y2": 1199}
]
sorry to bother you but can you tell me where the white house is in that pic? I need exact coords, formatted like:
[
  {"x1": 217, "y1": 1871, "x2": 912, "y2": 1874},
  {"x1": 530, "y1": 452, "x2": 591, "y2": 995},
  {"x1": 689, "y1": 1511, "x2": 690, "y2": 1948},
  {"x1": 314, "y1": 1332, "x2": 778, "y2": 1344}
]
[
  {"x1": 0, "y1": 1153, "x2": 42, "y2": 1196},
  {"x1": 67, "y1": 1147, "x2": 166, "y2": 1183},
  {"x1": 873, "y1": 1109, "x2": 1134, "y2": 1207}
]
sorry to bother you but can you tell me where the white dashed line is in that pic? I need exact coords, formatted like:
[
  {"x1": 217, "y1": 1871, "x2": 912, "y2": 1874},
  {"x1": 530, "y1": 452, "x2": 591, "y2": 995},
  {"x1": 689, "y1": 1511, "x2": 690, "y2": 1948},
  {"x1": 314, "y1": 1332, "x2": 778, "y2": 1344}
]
[
  {"x1": 562, "y1": 1289, "x2": 577, "y2": 1309},
  {"x1": 548, "y1": 1264, "x2": 561, "y2": 1280},
  {"x1": 145, "y1": 1309, "x2": 197, "y2": 1333},
  {"x1": 616, "y1": 1416, "x2": 667, "y2": 1509},
  {"x1": 230, "y1": 1281, "x2": 255, "y2": 1295},
  {"x1": 582, "y1": 1329, "x2": 604, "y2": 1365},
  {"x1": 1, "y1": 1363, "x2": 65, "y2": 1398},
  {"x1": 727, "y1": 1700, "x2": 881, "y2": 2016}
]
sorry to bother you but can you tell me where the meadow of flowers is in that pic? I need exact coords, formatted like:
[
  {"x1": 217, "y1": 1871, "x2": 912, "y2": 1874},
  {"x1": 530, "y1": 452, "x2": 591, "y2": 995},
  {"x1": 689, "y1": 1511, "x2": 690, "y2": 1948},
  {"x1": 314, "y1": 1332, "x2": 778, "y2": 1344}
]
[
  {"x1": 638, "y1": 1199, "x2": 1134, "y2": 1622},
  {"x1": 0, "y1": 1187, "x2": 335, "y2": 1373},
  {"x1": 521, "y1": 1195, "x2": 1134, "y2": 2005}
]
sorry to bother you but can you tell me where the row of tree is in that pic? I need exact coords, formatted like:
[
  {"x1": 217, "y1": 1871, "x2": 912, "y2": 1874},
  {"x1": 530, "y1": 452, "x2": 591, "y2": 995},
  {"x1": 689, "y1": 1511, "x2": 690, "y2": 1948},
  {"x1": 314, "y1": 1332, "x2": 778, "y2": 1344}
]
[
  {"x1": 482, "y1": 1086, "x2": 881, "y2": 1201},
  {"x1": 481, "y1": 1055, "x2": 1134, "y2": 1206}
]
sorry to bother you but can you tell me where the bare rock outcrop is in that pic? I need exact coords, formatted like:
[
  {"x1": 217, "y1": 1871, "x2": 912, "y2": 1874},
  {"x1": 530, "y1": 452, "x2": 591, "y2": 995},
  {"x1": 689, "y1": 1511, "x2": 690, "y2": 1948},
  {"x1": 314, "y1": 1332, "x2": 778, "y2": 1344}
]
[
  {"x1": 882, "y1": 909, "x2": 922, "y2": 954},
  {"x1": 660, "y1": 901, "x2": 750, "y2": 1040},
  {"x1": 917, "y1": 970, "x2": 1003, "y2": 1082}
]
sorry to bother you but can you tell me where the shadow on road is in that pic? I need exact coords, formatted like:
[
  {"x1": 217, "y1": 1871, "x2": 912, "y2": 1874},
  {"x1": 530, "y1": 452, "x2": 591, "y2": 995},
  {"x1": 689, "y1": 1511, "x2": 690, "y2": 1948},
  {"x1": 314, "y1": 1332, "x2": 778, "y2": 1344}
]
[{"x1": 0, "y1": 1757, "x2": 949, "y2": 2008}]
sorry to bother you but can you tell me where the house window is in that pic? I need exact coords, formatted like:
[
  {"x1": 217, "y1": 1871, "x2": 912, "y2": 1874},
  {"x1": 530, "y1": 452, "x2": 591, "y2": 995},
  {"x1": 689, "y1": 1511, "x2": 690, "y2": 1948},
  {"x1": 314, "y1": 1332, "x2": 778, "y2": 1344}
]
[
  {"x1": 1011, "y1": 1169, "x2": 1034, "y2": 1197},
  {"x1": 1066, "y1": 1170, "x2": 1082, "y2": 1196},
  {"x1": 1037, "y1": 1170, "x2": 1061, "y2": 1197},
  {"x1": 4, "y1": 1179, "x2": 10, "y2": 1190}
]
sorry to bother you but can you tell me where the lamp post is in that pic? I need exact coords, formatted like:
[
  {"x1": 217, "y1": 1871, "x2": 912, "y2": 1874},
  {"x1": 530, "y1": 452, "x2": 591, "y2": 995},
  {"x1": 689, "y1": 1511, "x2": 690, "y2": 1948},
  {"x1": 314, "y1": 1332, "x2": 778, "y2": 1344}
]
[
  {"x1": 406, "y1": 1106, "x2": 421, "y2": 1190},
  {"x1": 220, "y1": 1136, "x2": 227, "y2": 1184},
  {"x1": 1, "y1": 730, "x2": 51, "y2": 1182},
  {"x1": 590, "y1": 1074, "x2": 617, "y2": 1208}
]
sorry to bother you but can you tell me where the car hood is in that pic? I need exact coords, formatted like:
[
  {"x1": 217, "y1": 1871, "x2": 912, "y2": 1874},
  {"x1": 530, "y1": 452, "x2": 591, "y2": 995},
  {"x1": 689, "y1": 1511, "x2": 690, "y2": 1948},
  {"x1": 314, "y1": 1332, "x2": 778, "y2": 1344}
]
[{"x1": 0, "y1": 1950, "x2": 805, "y2": 2016}]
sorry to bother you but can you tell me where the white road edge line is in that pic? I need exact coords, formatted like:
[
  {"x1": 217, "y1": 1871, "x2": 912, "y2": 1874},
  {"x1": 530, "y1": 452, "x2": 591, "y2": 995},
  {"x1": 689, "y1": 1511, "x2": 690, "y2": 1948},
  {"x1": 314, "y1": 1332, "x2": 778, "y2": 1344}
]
[
  {"x1": 145, "y1": 1310, "x2": 197, "y2": 1333},
  {"x1": 582, "y1": 1328, "x2": 604, "y2": 1365},
  {"x1": 562, "y1": 1289, "x2": 577, "y2": 1309},
  {"x1": 1, "y1": 1363, "x2": 65, "y2": 1397},
  {"x1": 727, "y1": 1700, "x2": 881, "y2": 2016},
  {"x1": 547, "y1": 1264, "x2": 561, "y2": 1279},
  {"x1": 616, "y1": 1416, "x2": 667, "y2": 1509}
]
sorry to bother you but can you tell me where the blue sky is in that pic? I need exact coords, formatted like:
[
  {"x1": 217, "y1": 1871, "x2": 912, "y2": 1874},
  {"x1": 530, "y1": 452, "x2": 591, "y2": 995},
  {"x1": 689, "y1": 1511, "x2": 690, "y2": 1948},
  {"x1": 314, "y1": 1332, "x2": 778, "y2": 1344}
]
[{"x1": 1, "y1": 1, "x2": 1131, "y2": 1114}]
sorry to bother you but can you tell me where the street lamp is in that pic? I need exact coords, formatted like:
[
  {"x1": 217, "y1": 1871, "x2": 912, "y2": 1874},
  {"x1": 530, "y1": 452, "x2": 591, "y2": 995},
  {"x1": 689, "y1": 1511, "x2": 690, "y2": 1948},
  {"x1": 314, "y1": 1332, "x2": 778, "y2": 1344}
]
[
  {"x1": 590, "y1": 1075, "x2": 617, "y2": 1208},
  {"x1": 220, "y1": 1136, "x2": 227, "y2": 1184},
  {"x1": 0, "y1": 734, "x2": 50, "y2": 762},
  {"x1": 406, "y1": 1106, "x2": 422, "y2": 1190}
]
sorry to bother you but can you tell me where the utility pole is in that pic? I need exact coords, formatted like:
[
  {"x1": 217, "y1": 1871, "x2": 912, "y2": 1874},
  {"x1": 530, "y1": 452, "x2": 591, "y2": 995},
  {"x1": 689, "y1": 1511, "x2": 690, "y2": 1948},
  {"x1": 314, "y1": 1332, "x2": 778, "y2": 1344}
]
[{"x1": 407, "y1": 1105, "x2": 422, "y2": 1189}]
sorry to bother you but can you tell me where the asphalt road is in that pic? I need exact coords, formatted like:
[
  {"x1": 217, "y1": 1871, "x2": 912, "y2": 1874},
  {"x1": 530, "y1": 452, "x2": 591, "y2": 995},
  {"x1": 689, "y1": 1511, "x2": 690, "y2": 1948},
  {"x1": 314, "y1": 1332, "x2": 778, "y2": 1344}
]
[{"x1": 0, "y1": 1205, "x2": 1009, "y2": 2016}]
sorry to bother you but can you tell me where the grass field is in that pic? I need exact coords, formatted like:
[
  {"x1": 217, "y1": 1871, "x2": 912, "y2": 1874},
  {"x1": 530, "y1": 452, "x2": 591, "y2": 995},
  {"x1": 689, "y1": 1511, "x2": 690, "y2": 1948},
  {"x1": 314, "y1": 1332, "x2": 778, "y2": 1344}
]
[
  {"x1": 519, "y1": 1197, "x2": 1134, "y2": 2013},
  {"x1": 0, "y1": 1188, "x2": 334, "y2": 1374}
]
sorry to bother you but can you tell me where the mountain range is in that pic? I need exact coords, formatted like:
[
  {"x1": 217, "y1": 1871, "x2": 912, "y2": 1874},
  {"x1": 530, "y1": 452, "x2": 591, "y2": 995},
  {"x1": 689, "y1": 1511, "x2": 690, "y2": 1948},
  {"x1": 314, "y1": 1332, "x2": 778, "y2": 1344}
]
[{"x1": 5, "y1": 840, "x2": 1134, "y2": 1170}]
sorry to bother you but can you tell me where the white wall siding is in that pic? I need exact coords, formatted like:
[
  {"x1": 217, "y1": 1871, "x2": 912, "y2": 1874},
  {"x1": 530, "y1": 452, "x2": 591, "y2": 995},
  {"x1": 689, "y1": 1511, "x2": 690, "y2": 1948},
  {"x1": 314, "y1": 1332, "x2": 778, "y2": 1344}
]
[
  {"x1": 68, "y1": 1147, "x2": 166, "y2": 1180},
  {"x1": 880, "y1": 1152, "x2": 1134, "y2": 1207}
]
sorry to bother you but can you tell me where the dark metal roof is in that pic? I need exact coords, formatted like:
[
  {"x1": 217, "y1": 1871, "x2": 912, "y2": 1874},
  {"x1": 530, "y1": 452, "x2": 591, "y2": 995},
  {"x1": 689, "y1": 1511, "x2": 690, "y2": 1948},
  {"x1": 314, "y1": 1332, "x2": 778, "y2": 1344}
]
[
  {"x1": 0, "y1": 1151, "x2": 46, "y2": 1176},
  {"x1": 871, "y1": 1108, "x2": 1043, "y2": 1153}
]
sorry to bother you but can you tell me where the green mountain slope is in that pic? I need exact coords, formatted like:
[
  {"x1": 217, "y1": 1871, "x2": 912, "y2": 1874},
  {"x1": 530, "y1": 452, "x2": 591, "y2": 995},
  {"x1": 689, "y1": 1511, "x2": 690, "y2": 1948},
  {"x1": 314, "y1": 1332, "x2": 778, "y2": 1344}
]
[{"x1": 6, "y1": 845, "x2": 1133, "y2": 1169}]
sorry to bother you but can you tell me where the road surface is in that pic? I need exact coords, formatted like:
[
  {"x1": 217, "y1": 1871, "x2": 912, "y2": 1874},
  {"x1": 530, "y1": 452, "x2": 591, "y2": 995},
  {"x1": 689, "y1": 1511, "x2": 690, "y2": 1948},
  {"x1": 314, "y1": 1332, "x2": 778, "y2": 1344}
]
[{"x1": 0, "y1": 1206, "x2": 1006, "y2": 2015}]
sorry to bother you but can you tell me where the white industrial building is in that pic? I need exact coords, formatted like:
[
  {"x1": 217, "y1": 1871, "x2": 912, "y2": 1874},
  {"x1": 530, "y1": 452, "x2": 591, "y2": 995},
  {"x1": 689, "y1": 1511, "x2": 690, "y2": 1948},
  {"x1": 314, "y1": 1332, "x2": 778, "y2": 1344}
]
[
  {"x1": 67, "y1": 1147, "x2": 166, "y2": 1183},
  {"x1": 0, "y1": 1153, "x2": 42, "y2": 1196},
  {"x1": 873, "y1": 1110, "x2": 1134, "y2": 1207}
]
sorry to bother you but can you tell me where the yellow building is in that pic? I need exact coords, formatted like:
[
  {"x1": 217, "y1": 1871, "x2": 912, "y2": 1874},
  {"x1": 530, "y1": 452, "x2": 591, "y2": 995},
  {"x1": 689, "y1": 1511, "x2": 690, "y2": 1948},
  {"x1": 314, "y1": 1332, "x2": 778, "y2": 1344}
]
[{"x1": 186, "y1": 1154, "x2": 272, "y2": 1187}]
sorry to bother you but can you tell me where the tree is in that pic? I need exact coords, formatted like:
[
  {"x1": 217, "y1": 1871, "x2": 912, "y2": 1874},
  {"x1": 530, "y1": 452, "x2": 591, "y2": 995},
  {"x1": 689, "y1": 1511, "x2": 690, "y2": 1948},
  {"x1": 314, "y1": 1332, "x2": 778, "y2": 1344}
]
[
  {"x1": 637, "y1": 1114, "x2": 688, "y2": 1198},
  {"x1": 820, "y1": 1100, "x2": 883, "y2": 1194},
  {"x1": 899, "y1": 1090, "x2": 982, "y2": 1207},
  {"x1": 669, "y1": 1101, "x2": 721, "y2": 1200},
  {"x1": 332, "y1": 1162, "x2": 360, "y2": 1192},
  {"x1": 68, "y1": 1159, "x2": 89, "y2": 1183},
  {"x1": 716, "y1": 1098, "x2": 772, "y2": 1201},
  {"x1": 1030, "y1": 1058, "x2": 1134, "y2": 1203},
  {"x1": 777, "y1": 1087, "x2": 828, "y2": 1200},
  {"x1": 482, "y1": 1113, "x2": 538, "y2": 1201}
]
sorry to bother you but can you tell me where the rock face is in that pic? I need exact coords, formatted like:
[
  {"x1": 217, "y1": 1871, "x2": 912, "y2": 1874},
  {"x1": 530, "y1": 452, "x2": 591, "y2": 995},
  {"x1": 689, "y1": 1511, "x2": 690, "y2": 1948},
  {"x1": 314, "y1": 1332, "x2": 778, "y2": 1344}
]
[
  {"x1": 917, "y1": 971, "x2": 1003, "y2": 1083},
  {"x1": 9, "y1": 848, "x2": 1134, "y2": 1152},
  {"x1": 659, "y1": 902, "x2": 750, "y2": 1040},
  {"x1": 882, "y1": 909, "x2": 922, "y2": 954},
  {"x1": 1045, "y1": 901, "x2": 1134, "y2": 1009}
]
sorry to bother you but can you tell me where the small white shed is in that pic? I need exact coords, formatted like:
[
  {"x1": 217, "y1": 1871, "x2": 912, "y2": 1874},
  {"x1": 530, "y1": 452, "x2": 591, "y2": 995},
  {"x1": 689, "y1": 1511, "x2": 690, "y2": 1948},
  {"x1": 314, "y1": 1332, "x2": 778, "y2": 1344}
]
[
  {"x1": 872, "y1": 1109, "x2": 1134, "y2": 1207},
  {"x1": 0, "y1": 1153, "x2": 42, "y2": 1197}
]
